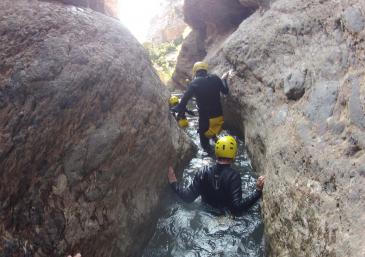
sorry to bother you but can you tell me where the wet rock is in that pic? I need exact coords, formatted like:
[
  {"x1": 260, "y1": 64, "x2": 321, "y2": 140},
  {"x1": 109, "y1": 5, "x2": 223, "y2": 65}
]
[
  {"x1": 343, "y1": 7, "x2": 365, "y2": 33},
  {"x1": 0, "y1": 1, "x2": 192, "y2": 257},
  {"x1": 304, "y1": 81, "x2": 339, "y2": 124},
  {"x1": 284, "y1": 70, "x2": 306, "y2": 100}
]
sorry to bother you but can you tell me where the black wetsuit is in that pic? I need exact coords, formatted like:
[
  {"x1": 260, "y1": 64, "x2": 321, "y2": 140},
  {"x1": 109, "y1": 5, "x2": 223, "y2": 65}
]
[
  {"x1": 170, "y1": 164, "x2": 262, "y2": 216},
  {"x1": 173, "y1": 71, "x2": 229, "y2": 151}
]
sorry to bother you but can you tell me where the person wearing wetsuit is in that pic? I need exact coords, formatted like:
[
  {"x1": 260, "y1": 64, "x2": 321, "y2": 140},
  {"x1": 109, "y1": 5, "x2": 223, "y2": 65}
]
[
  {"x1": 172, "y1": 61, "x2": 229, "y2": 153},
  {"x1": 168, "y1": 136, "x2": 265, "y2": 216}
]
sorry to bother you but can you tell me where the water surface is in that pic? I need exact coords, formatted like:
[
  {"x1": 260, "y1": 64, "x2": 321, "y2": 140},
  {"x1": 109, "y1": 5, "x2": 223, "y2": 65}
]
[{"x1": 143, "y1": 98, "x2": 264, "y2": 257}]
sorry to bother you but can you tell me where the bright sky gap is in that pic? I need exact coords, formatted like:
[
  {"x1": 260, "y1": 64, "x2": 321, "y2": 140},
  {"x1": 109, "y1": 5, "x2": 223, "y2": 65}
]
[{"x1": 118, "y1": 0, "x2": 168, "y2": 42}]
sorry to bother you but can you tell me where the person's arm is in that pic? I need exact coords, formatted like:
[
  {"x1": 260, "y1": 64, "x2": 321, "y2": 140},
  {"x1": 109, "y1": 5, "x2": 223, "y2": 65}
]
[
  {"x1": 172, "y1": 84, "x2": 195, "y2": 113},
  {"x1": 168, "y1": 166, "x2": 202, "y2": 203},
  {"x1": 230, "y1": 174, "x2": 264, "y2": 214},
  {"x1": 221, "y1": 78, "x2": 229, "y2": 94}
]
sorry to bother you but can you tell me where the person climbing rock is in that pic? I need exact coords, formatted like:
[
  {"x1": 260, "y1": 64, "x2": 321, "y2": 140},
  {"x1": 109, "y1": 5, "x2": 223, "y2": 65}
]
[
  {"x1": 167, "y1": 135, "x2": 265, "y2": 216},
  {"x1": 169, "y1": 95, "x2": 194, "y2": 128},
  {"x1": 171, "y1": 61, "x2": 229, "y2": 153}
]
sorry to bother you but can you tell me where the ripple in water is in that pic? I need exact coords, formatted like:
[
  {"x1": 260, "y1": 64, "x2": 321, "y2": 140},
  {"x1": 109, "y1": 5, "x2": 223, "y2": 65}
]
[{"x1": 143, "y1": 96, "x2": 264, "y2": 257}]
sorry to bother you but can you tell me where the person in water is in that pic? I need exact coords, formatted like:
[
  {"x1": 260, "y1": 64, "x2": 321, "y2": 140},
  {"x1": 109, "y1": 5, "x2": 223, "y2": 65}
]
[
  {"x1": 168, "y1": 135, "x2": 265, "y2": 216},
  {"x1": 171, "y1": 61, "x2": 229, "y2": 153}
]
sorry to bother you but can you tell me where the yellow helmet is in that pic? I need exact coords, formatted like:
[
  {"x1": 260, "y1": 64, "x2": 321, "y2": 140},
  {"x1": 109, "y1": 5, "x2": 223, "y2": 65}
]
[
  {"x1": 215, "y1": 136, "x2": 237, "y2": 159},
  {"x1": 178, "y1": 118, "x2": 189, "y2": 128},
  {"x1": 169, "y1": 95, "x2": 179, "y2": 106},
  {"x1": 192, "y1": 61, "x2": 208, "y2": 77}
]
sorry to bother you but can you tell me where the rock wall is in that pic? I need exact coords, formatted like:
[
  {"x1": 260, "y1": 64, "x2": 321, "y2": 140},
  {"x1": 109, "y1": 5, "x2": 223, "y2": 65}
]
[
  {"x1": 45, "y1": 0, "x2": 119, "y2": 17},
  {"x1": 177, "y1": 0, "x2": 365, "y2": 256},
  {"x1": 0, "y1": 1, "x2": 192, "y2": 257},
  {"x1": 172, "y1": 0, "x2": 257, "y2": 88},
  {"x1": 147, "y1": 0, "x2": 187, "y2": 43}
]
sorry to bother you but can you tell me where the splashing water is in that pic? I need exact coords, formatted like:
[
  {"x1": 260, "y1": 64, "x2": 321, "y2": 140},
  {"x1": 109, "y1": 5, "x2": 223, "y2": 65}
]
[{"x1": 143, "y1": 95, "x2": 264, "y2": 257}]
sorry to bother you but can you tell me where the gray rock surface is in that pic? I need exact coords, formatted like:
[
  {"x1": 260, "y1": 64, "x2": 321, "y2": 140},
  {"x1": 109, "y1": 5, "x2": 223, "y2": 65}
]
[
  {"x1": 343, "y1": 7, "x2": 365, "y2": 33},
  {"x1": 46, "y1": 0, "x2": 119, "y2": 17},
  {"x1": 175, "y1": 0, "x2": 365, "y2": 256},
  {"x1": 172, "y1": 0, "x2": 257, "y2": 88},
  {"x1": 284, "y1": 69, "x2": 306, "y2": 100},
  {"x1": 304, "y1": 81, "x2": 339, "y2": 125},
  {"x1": 0, "y1": 1, "x2": 192, "y2": 256},
  {"x1": 348, "y1": 75, "x2": 365, "y2": 129},
  {"x1": 171, "y1": 30, "x2": 207, "y2": 88}
]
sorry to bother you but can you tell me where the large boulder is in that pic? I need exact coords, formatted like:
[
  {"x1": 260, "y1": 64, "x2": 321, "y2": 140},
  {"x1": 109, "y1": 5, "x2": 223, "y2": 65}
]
[
  {"x1": 46, "y1": 0, "x2": 119, "y2": 17},
  {"x1": 0, "y1": 1, "x2": 192, "y2": 257},
  {"x1": 176, "y1": 0, "x2": 365, "y2": 256}
]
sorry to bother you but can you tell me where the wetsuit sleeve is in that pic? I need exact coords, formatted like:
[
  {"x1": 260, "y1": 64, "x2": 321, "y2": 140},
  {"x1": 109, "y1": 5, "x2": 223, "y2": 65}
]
[
  {"x1": 173, "y1": 84, "x2": 195, "y2": 113},
  {"x1": 230, "y1": 174, "x2": 262, "y2": 214},
  {"x1": 170, "y1": 171, "x2": 203, "y2": 203}
]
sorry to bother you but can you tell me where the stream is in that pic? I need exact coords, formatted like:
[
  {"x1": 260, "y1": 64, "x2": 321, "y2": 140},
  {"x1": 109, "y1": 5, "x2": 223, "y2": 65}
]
[{"x1": 142, "y1": 96, "x2": 265, "y2": 257}]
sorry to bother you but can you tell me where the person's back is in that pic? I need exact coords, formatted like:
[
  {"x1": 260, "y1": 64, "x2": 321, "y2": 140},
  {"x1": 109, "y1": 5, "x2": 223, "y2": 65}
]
[
  {"x1": 197, "y1": 164, "x2": 242, "y2": 211},
  {"x1": 190, "y1": 74, "x2": 226, "y2": 118}
]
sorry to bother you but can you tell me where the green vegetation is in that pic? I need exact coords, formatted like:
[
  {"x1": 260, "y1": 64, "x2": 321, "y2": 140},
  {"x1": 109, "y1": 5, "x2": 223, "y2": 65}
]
[{"x1": 143, "y1": 36, "x2": 183, "y2": 85}]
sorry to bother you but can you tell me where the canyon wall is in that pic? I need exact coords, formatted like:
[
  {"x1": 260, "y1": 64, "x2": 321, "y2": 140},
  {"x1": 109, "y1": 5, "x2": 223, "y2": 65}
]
[
  {"x1": 46, "y1": 0, "x2": 119, "y2": 17},
  {"x1": 0, "y1": 0, "x2": 192, "y2": 256},
  {"x1": 176, "y1": 0, "x2": 365, "y2": 256}
]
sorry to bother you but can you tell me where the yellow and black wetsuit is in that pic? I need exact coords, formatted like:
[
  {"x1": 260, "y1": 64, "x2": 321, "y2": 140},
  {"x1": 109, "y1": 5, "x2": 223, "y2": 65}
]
[
  {"x1": 172, "y1": 70, "x2": 229, "y2": 152},
  {"x1": 170, "y1": 164, "x2": 262, "y2": 216}
]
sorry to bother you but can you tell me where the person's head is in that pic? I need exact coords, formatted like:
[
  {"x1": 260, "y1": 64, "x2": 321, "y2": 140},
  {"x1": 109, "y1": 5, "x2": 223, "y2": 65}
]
[
  {"x1": 169, "y1": 95, "x2": 179, "y2": 107},
  {"x1": 215, "y1": 136, "x2": 237, "y2": 164},
  {"x1": 192, "y1": 61, "x2": 208, "y2": 78}
]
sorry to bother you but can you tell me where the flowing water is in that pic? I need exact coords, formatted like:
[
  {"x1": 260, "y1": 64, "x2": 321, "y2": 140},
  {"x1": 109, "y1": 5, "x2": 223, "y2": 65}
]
[{"x1": 142, "y1": 97, "x2": 264, "y2": 257}]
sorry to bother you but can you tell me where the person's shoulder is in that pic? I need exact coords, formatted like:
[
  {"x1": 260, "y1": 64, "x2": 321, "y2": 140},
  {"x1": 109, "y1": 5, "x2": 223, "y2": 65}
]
[
  {"x1": 207, "y1": 74, "x2": 221, "y2": 81},
  {"x1": 224, "y1": 167, "x2": 240, "y2": 179},
  {"x1": 192, "y1": 76, "x2": 205, "y2": 83},
  {"x1": 207, "y1": 74, "x2": 223, "y2": 85}
]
